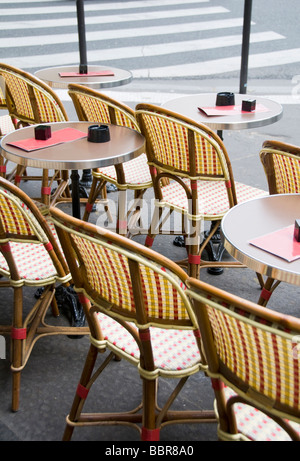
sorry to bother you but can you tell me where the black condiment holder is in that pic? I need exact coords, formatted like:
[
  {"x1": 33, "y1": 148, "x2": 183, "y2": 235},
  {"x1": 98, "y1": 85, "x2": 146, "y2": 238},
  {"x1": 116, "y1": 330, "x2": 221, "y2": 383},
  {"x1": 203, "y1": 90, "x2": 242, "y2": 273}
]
[
  {"x1": 216, "y1": 92, "x2": 235, "y2": 106},
  {"x1": 35, "y1": 125, "x2": 51, "y2": 140},
  {"x1": 294, "y1": 219, "x2": 300, "y2": 242},
  {"x1": 88, "y1": 124, "x2": 110, "y2": 143}
]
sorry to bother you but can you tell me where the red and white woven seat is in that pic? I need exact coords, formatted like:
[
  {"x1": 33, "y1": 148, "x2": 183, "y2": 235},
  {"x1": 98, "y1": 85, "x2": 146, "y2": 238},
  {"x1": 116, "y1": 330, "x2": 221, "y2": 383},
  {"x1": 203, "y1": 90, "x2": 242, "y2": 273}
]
[
  {"x1": 95, "y1": 153, "x2": 152, "y2": 189},
  {"x1": 221, "y1": 386, "x2": 300, "y2": 441},
  {"x1": 94, "y1": 313, "x2": 201, "y2": 375},
  {"x1": 0, "y1": 113, "x2": 15, "y2": 137},
  {"x1": 160, "y1": 178, "x2": 266, "y2": 218}
]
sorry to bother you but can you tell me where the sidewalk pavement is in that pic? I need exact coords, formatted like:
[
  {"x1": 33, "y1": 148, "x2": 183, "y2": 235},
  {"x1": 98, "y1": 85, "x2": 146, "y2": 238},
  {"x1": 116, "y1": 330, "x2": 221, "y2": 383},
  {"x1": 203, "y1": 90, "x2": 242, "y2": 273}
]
[{"x1": 0, "y1": 78, "x2": 299, "y2": 442}]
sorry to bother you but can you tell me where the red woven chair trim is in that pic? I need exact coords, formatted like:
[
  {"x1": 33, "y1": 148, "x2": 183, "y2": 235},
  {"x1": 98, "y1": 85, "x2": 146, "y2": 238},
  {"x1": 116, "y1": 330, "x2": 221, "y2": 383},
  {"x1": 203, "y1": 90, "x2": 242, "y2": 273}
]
[
  {"x1": 85, "y1": 202, "x2": 94, "y2": 213},
  {"x1": 0, "y1": 165, "x2": 6, "y2": 173},
  {"x1": 139, "y1": 330, "x2": 151, "y2": 342},
  {"x1": 191, "y1": 181, "x2": 198, "y2": 190},
  {"x1": 0, "y1": 243, "x2": 11, "y2": 252},
  {"x1": 149, "y1": 166, "x2": 157, "y2": 175},
  {"x1": 193, "y1": 329, "x2": 201, "y2": 338},
  {"x1": 145, "y1": 235, "x2": 154, "y2": 247},
  {"x1": 141, "y1": 427, "x2": 160, "y2": 441},
  {"x1": 44, "y1": 242, "x2": 53, "y2": 252},
  {"x1": 41, "y1": 187, "x2": 51, "y2": 195},
  {"x1": 261, "y1": 288, "x2": 272, "y2": 301},
  {"x1": 78, "y1": 294, "x2": 90, "y2": 305},
  {"x1": 188, "y1": 254, "x2": 201, "y2": 264},
  {"x1": 76, "y1": 383, "x2": 89, "y2": 400},
  {"x1": 225, "y1": 180, "x2": 232, "y2": 188},
  {"x1": 211, "y1": 378, "x2": 224, "y2": 391},
  {"x1": 11, "y1": 327, "x2": 27, "y2": 340},
  {"x1": 15, "y1": 175, "x2": 21, "y2": 184}
]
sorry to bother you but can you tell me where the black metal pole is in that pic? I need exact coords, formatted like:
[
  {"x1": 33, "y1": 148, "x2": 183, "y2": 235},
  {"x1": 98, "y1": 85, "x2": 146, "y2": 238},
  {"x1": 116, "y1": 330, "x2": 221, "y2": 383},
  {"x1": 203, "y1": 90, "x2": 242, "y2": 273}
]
[
  {"x1": 76, "y1": 0, "x2": 88, "y2": 74},
  {"x1": 239, "y1": 0, "x2": 252, "y2": 94}
]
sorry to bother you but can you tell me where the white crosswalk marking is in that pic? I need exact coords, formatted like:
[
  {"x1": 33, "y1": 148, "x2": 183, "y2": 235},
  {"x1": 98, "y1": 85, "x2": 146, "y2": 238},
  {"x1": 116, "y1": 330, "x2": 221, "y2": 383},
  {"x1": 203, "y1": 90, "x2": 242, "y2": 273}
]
[
  {"x1": 0, "y1": 0, "x2": 299, "y2": 105},
  {"x1": 0, "y1": 18, "x2": 249, "y2": 48}
]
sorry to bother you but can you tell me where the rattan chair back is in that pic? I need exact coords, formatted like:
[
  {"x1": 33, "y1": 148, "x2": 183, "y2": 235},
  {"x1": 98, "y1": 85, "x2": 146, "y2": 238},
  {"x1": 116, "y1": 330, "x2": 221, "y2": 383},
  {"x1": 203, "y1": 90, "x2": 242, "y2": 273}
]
[
  {"x1": 135, "y1": 104, "x2": 266, "y2": 277},
  {"x1": 68, "y1": 83, "x2": 137, "y2": 130},
  {"x1": 0, "y1": 62, "x2": 70, "y2": 205},
  {"x1": 68, "y1": 84, "x2": 152, "y2": 233},
  {"x1": 0, "y1": 62, "x2": 68, "y2": 127},
  {"x1": 50, "y1": 205, "x2": 215, "y2": 441},
  {"x1": 260, "y1": 140, "x2": 300, "y2": 195},
  {"x1": 188, "y1": 277, "x2": 300, "y2": 441}
]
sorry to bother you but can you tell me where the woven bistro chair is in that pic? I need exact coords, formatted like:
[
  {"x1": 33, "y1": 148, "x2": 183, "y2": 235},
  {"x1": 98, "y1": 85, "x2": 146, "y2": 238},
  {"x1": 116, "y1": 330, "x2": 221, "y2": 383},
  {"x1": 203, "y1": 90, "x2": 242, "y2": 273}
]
[
  {"x1": 188, "y1": 277, "x2": 300, "y2": 441},
  {"x1": 0, "y1": 62, "x2": 71, "y2": 206},
  {"x1": 0, "y1": 177, "x2": 88, "y2": 411},
  {"x1": 258, "y1": 140, "x2": 300, "y2": 306},
  {"x1": 0, "y1": 86, "x2": 15, "y2": 138},
  {"x1": 135, "y1": 103, "x2": 267, "y2": 278},
  {"x1": 68, "y1": 84, "x2": 152, "y2": 235},
  {"x1": 49, "y1": 206, "x2": 216, "y2": 441}
]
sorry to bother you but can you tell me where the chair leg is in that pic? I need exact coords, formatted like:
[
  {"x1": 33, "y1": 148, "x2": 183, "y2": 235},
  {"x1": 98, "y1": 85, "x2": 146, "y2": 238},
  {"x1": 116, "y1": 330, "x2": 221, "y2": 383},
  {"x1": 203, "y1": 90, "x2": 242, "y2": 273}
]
[
  {"x1": 141, "y1": 378, "x2": 160, "y2": 441},
  {"x1": 63, "y1": 344, "x2": 99, "y2": 441},
  {"x1": 82, "y1": 176, "x2": 109, "y2": 222},
  {"x1": 258, "y1": 277, "x2": 281, "y2": 306},
  {"x1": 11, "y1": 286, "x2": 24, "y2": 412}
]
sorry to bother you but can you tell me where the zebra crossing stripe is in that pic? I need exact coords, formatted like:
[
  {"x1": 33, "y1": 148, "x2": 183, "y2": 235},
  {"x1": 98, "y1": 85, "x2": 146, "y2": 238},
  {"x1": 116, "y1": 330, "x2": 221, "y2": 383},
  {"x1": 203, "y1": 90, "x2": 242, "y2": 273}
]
[
  {"x1": 0, "y1": 6, "x2": 229, "y2": 30},
  {"x1": 0, "y1": 18, "x2": 249, "y2": 48},
  {"x1": 3, "y1": 32, "x2": 283, "y2": 70},
  {"x1": 0, "y1": 0, "x2": 210, "y2": 14}
]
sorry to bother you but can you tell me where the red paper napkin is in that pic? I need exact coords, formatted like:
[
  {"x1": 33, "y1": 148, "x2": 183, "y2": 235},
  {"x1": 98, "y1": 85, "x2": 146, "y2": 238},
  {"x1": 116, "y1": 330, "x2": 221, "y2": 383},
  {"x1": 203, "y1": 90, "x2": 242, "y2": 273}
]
[
  {"x1": 59, "y1": 71, "x2": 115, "y2": 77},
  {"x1": 7, "y1": 128, "x2": 87, "y2": 152}
]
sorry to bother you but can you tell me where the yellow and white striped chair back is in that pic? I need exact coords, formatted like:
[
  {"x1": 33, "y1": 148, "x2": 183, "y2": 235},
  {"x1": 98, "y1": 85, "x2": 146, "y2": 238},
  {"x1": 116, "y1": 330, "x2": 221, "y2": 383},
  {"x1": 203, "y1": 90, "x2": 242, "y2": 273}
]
[
  {"x1": 188, "y1": 278, "x2": 300, "y2": 441},
  {"x1": 0, "y1": 62, "x2": 68, "y2": 126},
  {"x1": 260, "y1": 140, "x2": 300, "y2": 195}
]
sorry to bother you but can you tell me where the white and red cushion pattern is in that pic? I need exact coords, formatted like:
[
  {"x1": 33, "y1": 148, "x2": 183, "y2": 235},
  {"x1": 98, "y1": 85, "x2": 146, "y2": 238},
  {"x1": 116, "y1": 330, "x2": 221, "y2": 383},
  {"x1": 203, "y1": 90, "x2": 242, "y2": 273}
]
[
  {"x1": 96, "y1": 312, "x2": 201, "y2": 375},
  {"x1": 222, "y1": 386, "x2": 300, "y2": 441},
  {"x1": 159, "y1": 178, "x2": 267, "y2": 219},
  {"x1": 0, "y1": 215, "x2": 67, "y2": 284},
  {"x1": 94, "y1": 153, "x2": 152, "y2": 188},
  {"x1": 0, "y1": 114, "x2": 15, "y2": 136}
]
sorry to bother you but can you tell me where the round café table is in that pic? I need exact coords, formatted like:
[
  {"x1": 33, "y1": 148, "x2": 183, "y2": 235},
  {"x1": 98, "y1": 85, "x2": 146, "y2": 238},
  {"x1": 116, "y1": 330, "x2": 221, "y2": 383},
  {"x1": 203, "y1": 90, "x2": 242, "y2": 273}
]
[
  {"x1": 222, "y1": 194, "x2": 300, "y2": 304},
  {"x1": 35, "y1": 65, "x2": 132, "y2": 90},
  {"x1": 0, "y1": 121, "x2": 145, "y2": 219},
  {"x1": 162, "y1": 93, "x2": 283, "y2": 133}
]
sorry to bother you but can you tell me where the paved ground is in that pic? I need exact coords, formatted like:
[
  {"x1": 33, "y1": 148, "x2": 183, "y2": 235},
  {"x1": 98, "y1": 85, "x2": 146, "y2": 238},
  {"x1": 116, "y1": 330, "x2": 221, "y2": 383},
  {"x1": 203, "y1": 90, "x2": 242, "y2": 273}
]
[{"x1": 0, "y1": 78, "x2": 299, "y2": 443}]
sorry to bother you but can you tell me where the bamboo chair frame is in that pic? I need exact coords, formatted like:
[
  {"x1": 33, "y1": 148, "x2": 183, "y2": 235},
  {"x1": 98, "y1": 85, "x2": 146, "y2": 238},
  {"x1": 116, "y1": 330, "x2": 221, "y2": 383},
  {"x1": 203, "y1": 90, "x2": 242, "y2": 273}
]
[
  {"x1": 0, "y1": 62, "x2": 71, "y2": 206},
  {"x1": 68, "y1": 84, "x2": 152, "y2": 236},
  {"x1": 0, "y1": 177, "x2": 88, "y2": 411},
  {"x1": 50, "y1": 206, "x2": 216, "y2": 441},
  {"x1": 258, "y1": 140, "x2": 300, "y2": 306},
  {"x1": 0, "y1": 85, "x2": 15, "y2": 139},
  {"x1": 188, "y1": 277, "x2": 300, "y2": 441},
  {"x1": 135, "y1": 103, "x2": 267, "y2": 278}
]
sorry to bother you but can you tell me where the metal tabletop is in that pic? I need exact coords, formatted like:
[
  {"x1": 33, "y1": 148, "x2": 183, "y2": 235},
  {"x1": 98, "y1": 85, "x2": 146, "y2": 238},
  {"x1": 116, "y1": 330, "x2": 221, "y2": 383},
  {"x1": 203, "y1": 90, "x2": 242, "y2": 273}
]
[
  {"x1": 163, "y1": 93, "x2": 283, "y2": 131},
  {"x1": 1, "y1": 121, "x2": 144, "y2": 219},
  {"x1": 35, "y1": 65, "x2": 132, "y2": 90},
  {"x1": 0, "y1": 121, "x2": 144, "y2": 171},
  {"x1": 221, "y1": 194, "x2": 300, "y2": 286}
]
